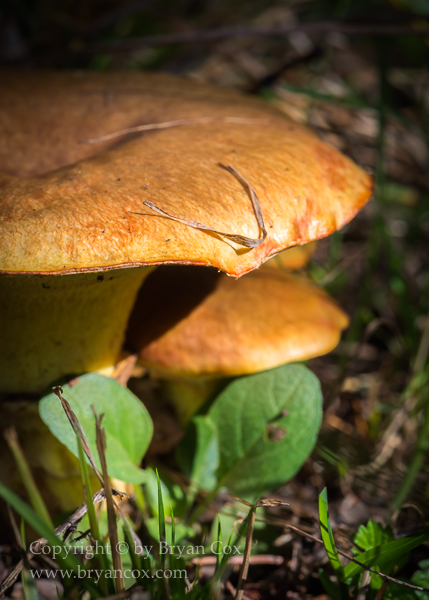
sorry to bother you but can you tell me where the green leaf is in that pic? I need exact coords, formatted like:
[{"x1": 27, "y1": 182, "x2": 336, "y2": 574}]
[
  {"x1": 39, "y1": 373, "x2": 153, "y2": 484},
  {"x1": 351, "y1": 520, "x2": 399, "y2": 593},
  {"x1": 384, "y1": 584, "x2": 419, "y2": 600},
  {"x1": 176, "y1": 416, "x2": 219, "y2": 492},
  {"x1": 412, "y1": 560, "x2": 429, "y2": 599},
  {"x1": 207, "y1": 364, "x2": 322, "y2": 497},
  {"x1": 319, "y1": 569, "x2": 341, "y2": 600},
  {"x1": 344, "y1": 527, "x2": 429, "y2": 580},
  {"x1": 319, "y1": 488, "x2": 345, "y2": 579},
  {"x1": 353, "y1": 520, "x2": 394, "y2": 553}
]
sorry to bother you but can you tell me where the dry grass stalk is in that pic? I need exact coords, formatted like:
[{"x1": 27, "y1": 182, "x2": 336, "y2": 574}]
[{"x1": 94, "y1": 409, "x2": 125, "y2": 594}]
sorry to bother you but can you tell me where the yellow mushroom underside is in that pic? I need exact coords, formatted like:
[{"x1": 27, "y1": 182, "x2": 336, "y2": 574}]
[{"x1": 0, "y1": 268, "x2": 151, "y2": 392}]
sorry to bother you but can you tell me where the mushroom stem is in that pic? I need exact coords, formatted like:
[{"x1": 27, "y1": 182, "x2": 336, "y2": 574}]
[
  {"x1": 0, "y1": 267, "x2": 153, "y2": 393},
  {"x1": 159, "y1": 377, "x2": 226, "y2": 423}
]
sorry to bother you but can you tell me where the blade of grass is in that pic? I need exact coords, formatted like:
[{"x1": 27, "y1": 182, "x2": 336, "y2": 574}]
[
  {"x1": 21, "y1": 567, "x2": 38, "y2": 600},
  {"x1": 76, "y1": 433, "x2": 112, "y2": 596},
  {"x1": 155, "y1": 470, "x2": 170, "y2": 599},
  {"x1": 123, "y1": 524, "x2": 142, "y2": 572},
  {"x1": 390, "y1": 389, "x2": 429, "y2": 513},
  {"x1": 390, "y1": 348, "x2": 429, "y2": 513},
  {"x1": 94, "y1": 410, "x2": 124, "y2": 594},
  {"x1": 235, "y1": 505, "x2": 257, "y2": 600},
  {"x1": 319, "y1": 488, "x2": 344, "y2": 578},
  {"x1": 4, "y1": 428, "x2": 53, "y2": 529},
  {"x1": 319, "y1": 568, "x2": 341, "y2": 600},
  {"x1": 215, "y1": 517, "x2": 222, "y2": 573},
  {"x1": 319, "y1": 488, "x2": 350, "y2": 599},
  {"x1": 214, "y1": 522, "x2": 241, "y2": 583},
  {"x1": 20, "y1": 519, "x2": 38, "y2": 600},
  {"x1": 133, "y1": 483, "x2": 146, "y2": 514},
  {"x1": 170, "y1": 506, "x2": 176, "y2": 548},
  {"x1": 156, "y1": 469, "x2": 166, "y2": 566},
  {"x1": 7, "y1": 504, "x2": 24, "y2": 551},
  {"x1": 122, "y1": 524, "x2": 156, "y2": 596}
]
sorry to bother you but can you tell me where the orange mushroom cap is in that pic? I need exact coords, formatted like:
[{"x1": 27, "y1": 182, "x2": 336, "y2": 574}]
[
  {"x1": 126, "y1": 266, "x2": 349, "y2": 378},
  {"x1": 0, "y1": 69, "x2": 295, "y2": 177},
  {"x1": 0, "y1": 70, "x2": 372, "y2": 278}
]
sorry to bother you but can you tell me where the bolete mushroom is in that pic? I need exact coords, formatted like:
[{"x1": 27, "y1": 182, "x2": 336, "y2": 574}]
[
  {"x1": 126, "y1": 266, "x2": 349, "y2": 422},
  {"x1": 0, "y1": 70, "x2": 372, "y2": 395},
  {"x1": 0, "y1": 69, "x2": 372, "y2": 519}
]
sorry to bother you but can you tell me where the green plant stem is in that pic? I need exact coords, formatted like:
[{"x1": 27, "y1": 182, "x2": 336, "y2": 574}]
[
  {"x1": 215, "y1": 517, "x2": 222, "y2": 572},
  {"x1": 235, "y1": 506, "x2": 256, "y2": 600},
  {"x1": 4, "y1": 428, "x2": 53, "y2": 529},
  {"x1": 413, "y1": 309, "x2": 429, "y2": 375},
  {"x1": 389, "y1": 317, "x2": 429, "y2": 514},
  {"x1": 76, "y1": 435, "x2": 111, "y2": 596},
  {"x1": 155, "y1": 470, "x2": 170, "y2": 600},
  {"x1": 20, "y1": 520, "x2": 38, "y2": 600},
  {"x1": 187, "y1": 487, "x2": 219, "y2": 526},
  {"x1": 390, "y1": 387, "x2": 429, "y2": 513},
  {"x1": 95, "y1": 415, "x2": 125, "y2": 594}
]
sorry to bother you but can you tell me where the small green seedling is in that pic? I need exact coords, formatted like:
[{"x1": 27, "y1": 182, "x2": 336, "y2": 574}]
[{"x1": 319, "y1": 489, "x2": 429, "y2": 599}]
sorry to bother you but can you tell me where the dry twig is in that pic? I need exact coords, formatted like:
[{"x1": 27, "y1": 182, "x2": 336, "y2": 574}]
[{"x1": 141, "y1": 164, "x2": 267, "y2": 249}]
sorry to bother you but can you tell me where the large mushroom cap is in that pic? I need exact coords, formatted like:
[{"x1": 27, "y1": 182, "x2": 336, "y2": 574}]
[
  {"x1": 126, "y1": 266, "x2": 349, "y2": 378},
  {"x1": 0, "y1": 69, "x2": 291, "y2": 178},
  {"x1": 0, "y1": 70, "x2": 372, "y2": 278}
]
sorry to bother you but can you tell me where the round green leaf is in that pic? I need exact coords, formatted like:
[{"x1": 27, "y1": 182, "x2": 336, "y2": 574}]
[
  {"x1": 208, "y1": 363, "x2": 323, "y2": 497},
  {"x1": 39, "y1": 373, "x2": 153, "y2": 484}
]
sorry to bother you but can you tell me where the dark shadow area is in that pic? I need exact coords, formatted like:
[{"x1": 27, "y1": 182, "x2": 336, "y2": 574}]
[{"x1": 125, "y1": 265, "x2": 221, "y2": 351}]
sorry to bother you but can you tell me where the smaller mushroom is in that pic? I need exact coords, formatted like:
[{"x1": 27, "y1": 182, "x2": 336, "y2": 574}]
[{"x1": 126, "y1": 266, "x2": 348, "y2": 422}]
